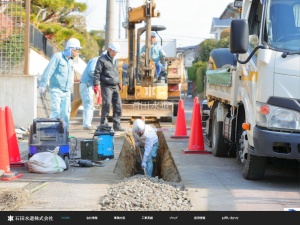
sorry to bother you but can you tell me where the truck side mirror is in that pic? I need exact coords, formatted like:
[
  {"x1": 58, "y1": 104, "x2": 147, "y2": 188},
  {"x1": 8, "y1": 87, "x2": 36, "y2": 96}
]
[{"x1": 230, "y1": 19, "x2": 249, "y2": 54}]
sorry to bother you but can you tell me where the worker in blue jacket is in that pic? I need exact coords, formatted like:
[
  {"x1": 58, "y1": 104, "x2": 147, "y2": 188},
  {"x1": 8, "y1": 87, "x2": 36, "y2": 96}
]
[
  {"x1": 140, "y1": 31, "x2": 166, "y2": 82},
  {"x1": 39, "y1": 38, "x2": 82, "y2": 128}
]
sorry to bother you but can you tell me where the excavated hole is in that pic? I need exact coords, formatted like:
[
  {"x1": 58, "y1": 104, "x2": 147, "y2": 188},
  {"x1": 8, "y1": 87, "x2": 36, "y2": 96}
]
[{"x1": 113, "y1": 124, "x2": 181, "y2": 182}]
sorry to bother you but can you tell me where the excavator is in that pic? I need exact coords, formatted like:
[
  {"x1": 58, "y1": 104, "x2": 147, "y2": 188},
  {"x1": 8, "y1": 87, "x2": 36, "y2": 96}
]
[
  {"x1": 118, "y1": 0, "x2": 185, "y2": 121},
  {"x1": 71, "y1": 0, "x2": 185, "y2": 121}
]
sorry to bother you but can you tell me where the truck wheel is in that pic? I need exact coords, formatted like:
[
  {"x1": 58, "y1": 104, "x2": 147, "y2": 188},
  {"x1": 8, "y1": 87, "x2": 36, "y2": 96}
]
[
  {"x1": 242, "y1": 154, "x2": 266, "y2": 180},
  {"x1": 238, "y1": 131, "x2": 266, "y2": 180},
  {"x1": 211, "y1": 109, "x2": 229, "y2": 157}
]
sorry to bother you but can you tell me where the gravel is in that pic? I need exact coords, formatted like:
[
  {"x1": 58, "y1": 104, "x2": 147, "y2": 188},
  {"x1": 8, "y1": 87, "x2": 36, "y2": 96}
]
[{"x1": 98, "y1": 175, "x2": 193, "y2": 211}]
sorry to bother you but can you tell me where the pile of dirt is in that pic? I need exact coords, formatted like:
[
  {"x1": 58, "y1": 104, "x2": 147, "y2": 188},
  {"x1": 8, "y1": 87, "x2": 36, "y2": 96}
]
[
  {"x1": 0, "y1": 188, "x2": 29, "y2": 211},
  {"x1": 98, "y1": 175, "x2": 193, "y2": 211}
]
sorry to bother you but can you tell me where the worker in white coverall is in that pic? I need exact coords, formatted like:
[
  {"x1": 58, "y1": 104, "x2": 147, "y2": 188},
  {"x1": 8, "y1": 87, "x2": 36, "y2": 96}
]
[
  {"x1": 79, "y1": 53, "x2": 101, "y2": 130},
  {"x1": 132, "y1": 119, "x2": 159, "y2": 176},
  {"x1": 39, "y1": 38, "x2": 82, "y2": 128}
]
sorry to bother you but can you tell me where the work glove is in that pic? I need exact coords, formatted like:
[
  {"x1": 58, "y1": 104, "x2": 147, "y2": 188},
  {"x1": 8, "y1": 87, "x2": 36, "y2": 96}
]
[
  {"x1": 39, "y1": 86, "x2": 45, "y2": 94},
  {"x1": 141, "y1": 161, "x2": 147, "y2": 169},
  {"x1": 94, "y1": 85, "x2": 100, "y2": 94}
]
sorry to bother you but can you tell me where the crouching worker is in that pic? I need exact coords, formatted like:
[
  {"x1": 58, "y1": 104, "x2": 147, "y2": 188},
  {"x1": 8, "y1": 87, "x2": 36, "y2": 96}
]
[{"x1": 132, "y1": 119, "x2": 159, "y2": 177}]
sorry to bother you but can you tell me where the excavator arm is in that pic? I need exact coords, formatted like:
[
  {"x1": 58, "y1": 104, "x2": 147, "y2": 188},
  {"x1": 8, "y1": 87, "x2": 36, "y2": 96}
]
[{"x1": 127, "y1": 0, "x2": 160, "y2": 93}]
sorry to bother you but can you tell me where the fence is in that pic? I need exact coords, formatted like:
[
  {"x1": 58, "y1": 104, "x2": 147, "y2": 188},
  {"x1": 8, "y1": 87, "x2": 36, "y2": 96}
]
[
  {"x1": 0, "y1": 0, "x2": 24, "y2": 75},
  {"x1": 30, "y1": 24, "x2": 60, "y2": 60},
  {"x1": 0, "y1": 0, "x2": 60, "y2": 75}
]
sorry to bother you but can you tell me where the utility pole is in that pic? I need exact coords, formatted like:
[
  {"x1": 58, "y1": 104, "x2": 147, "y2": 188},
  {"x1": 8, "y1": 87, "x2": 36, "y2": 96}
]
[
  {"x1": 105, "y1": 0, "x2": 115, "y2": 49},
  {"x1": 125, "y1": 0, "x2": 129, "y2": 38},
  {"x1": 118, "y1": 0, "x2": 121, "y2": 39}
]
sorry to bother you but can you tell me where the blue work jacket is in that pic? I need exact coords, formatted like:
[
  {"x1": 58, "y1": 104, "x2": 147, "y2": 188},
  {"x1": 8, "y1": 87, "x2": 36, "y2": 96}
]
[
  {"x1": 40, "y1": 51, "x2": 74, "y2": 92},
  {"x1": 80, "y1": 56, "x2": 99, "y2": 86},
  {"x1": 141, "y1": 42, "x2": 165, "y2": 63}
]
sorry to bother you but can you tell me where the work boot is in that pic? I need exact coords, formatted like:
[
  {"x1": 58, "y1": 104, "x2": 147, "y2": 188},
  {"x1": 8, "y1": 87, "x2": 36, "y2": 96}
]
[
  {"x1": 114, "y1": 127, "x2": 126, "y2": 132},
  {"x1": 83, "y1": 126, "x2": 96, "y2": 130},
  {"x1": 154, "y1": 76, "x2": 160, "y2": 83}
]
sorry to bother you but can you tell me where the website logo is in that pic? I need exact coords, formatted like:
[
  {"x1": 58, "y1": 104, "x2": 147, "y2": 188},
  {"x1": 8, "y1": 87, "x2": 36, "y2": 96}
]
[{"x1": 7, "y1": 215, "x2": 14, "y2": 222}]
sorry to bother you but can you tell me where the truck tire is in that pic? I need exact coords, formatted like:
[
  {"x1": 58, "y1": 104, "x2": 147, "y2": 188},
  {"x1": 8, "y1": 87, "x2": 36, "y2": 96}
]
[
  {"x1": 242, "y1": 153, "x2": 266, "y2": 180},
  {"x1": 211, "y1": 108, "x2": 229, "y2": 157}
]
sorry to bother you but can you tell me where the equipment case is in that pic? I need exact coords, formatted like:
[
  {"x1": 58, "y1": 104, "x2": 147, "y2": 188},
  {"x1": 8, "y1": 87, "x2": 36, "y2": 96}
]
[
  {"x1": 28, "y1": 118, "x2": 70, "y2": 169},
  {"x1": 94, "y1": 125, "x2": 115, "y2": 160}
]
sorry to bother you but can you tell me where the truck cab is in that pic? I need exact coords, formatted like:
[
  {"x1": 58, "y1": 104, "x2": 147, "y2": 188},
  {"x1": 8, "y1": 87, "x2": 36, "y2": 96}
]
[{"x1": 205, "y1": 0, "x2": 300, "y2": 180}]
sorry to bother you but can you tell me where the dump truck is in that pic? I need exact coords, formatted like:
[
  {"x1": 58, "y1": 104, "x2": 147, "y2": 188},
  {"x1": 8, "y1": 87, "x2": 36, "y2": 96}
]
[
  {"x1": 117, "y1": 0, "x2": 185, "y2": 121},
  {"x1": 204, "y1": 0, "x2": 300, "y2": 180}
]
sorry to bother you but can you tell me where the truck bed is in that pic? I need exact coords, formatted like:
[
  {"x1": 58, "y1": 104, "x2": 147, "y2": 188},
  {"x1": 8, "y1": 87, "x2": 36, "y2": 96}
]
[{"x1": 206, "y1": 66, "x2": 239, "y2": 106}]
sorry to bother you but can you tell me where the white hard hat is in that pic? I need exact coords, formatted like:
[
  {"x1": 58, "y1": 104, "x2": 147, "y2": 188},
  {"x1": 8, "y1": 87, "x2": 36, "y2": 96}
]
[
  {"x1": 132, "y1": 119, "x2": 145, "y2": 133},
  {"x1": 65, "y1": 38, "x2": 82, "y2": 49},
  {"x1": 108, "y1": 42, "x2": 120, "y2": 53},
  {"x1": 151, "y1": 31, "x2": 157, "y2": 37}
]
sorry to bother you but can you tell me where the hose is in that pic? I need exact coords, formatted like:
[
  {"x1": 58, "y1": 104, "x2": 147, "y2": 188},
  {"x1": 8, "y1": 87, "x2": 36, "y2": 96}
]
[{"x1": 71, "y1": 159, "x2": 105, "y2": 167}]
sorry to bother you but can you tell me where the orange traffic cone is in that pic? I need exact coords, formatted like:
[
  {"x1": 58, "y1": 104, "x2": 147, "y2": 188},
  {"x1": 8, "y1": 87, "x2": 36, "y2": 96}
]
[
  {"x1": 171, "y1": 99, "x2": 188, "y2": 138},
  {"x1": 0, "y1": 108, "x2": 22, "y2": 181},
  {"x1": 182, "y1": 102, "x2": 211, "y2": 154},
  {"x1": 5, "y1": 106, "x2": 25, "y2": 167},
  {"x1": 188, "y1": 97, "x2": 199, "y2": 130}
]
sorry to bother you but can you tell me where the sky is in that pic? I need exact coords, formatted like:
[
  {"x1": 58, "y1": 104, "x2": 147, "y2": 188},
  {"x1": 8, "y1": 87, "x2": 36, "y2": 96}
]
[{"x1": 76, "y1": 0, "x2": 232, "y2": 47}]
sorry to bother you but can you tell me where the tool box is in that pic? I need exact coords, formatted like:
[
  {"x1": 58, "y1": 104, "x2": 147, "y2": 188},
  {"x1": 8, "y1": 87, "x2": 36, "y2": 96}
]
[
  {"x1": 28, "y1": 118, "x2": 70, "y2": 169},
  {"x1": 94, "y1": 125, "x2": 114, "y2": 160},
  {"x1": 80, "y1": 139, "x2": 98, "y2": 161}
]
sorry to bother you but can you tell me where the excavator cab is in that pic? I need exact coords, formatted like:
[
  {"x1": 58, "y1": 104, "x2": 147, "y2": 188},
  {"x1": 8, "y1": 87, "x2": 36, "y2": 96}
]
[{"x1": 136, "y1": 25, "x2": 167, "y2": 85}]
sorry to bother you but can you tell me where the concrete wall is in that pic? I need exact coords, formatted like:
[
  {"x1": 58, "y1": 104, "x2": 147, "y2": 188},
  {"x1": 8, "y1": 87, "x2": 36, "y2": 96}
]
[
  {"x1": 0, "y1": 49, "x2": 86, "y2": 129},
  {"x1": 0, "y1": 74, "x2": 37, "y2": 128}
]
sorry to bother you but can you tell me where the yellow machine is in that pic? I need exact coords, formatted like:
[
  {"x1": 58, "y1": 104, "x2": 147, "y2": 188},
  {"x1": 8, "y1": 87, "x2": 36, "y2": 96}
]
[{"x1": 118, "y1": 0, "x2": 185, "y2": 120}]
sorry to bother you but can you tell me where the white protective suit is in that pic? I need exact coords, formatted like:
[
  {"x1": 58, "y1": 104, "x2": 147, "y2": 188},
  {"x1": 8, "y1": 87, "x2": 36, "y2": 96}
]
[{"x1": 133, "y1": 122, "x2": 159, "y2": 176}]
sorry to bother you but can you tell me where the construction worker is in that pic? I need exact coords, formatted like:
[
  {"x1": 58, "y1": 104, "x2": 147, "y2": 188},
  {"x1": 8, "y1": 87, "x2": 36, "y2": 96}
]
[
  {"x1": 132, "y1": 119, "x2": 159, "y2": 177},
  {"x1": 79, "y1": 53, "x2": 100, "y2": 130},
  {"x1": 93, "y1": 42, "x2": 125, "y2": 132},
  {"x1": 140, "y1": 31, "x2": 166, "y2": 82},
  {"x1": 39, "y1": 38, "x2": 81, "y2": 128}
]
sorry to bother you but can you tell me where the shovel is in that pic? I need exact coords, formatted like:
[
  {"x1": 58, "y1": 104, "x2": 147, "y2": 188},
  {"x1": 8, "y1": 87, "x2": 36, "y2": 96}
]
[{"x1": 137, "y1": 146, "x2": 147, "y2": 176}]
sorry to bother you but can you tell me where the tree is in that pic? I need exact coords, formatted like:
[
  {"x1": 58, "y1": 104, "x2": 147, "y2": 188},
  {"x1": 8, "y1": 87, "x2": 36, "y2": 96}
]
[
  {"x1": 31, "y1": 0, "x2": 87, "y2": 24},
  {"x1": 220, "y1": 28, "x2": 230, "y2": 39},
  {"x1": 191, "y1": 36, "x2": 230, "y2": 96},
  {"x1": 198, "y1": 39, "x2": 217, "y2": 62},
  {"x1": 30, "y1": 0, "x2": 103, "y2": 60}
]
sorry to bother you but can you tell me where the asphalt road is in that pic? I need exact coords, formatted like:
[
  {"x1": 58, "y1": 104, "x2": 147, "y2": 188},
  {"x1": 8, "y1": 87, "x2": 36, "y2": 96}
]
[{"x1": 2, "y1": 95, "x2": 300, "y2": 212}]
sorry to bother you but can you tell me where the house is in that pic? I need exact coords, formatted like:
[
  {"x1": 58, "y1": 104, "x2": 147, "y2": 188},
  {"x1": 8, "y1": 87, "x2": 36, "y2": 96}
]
[
  {"x1": 210, "y1": 18, "x2": 232, "y2": 41},
  {"x1": 209, "y1": 2, "x2": 239, "y2": 40}
]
